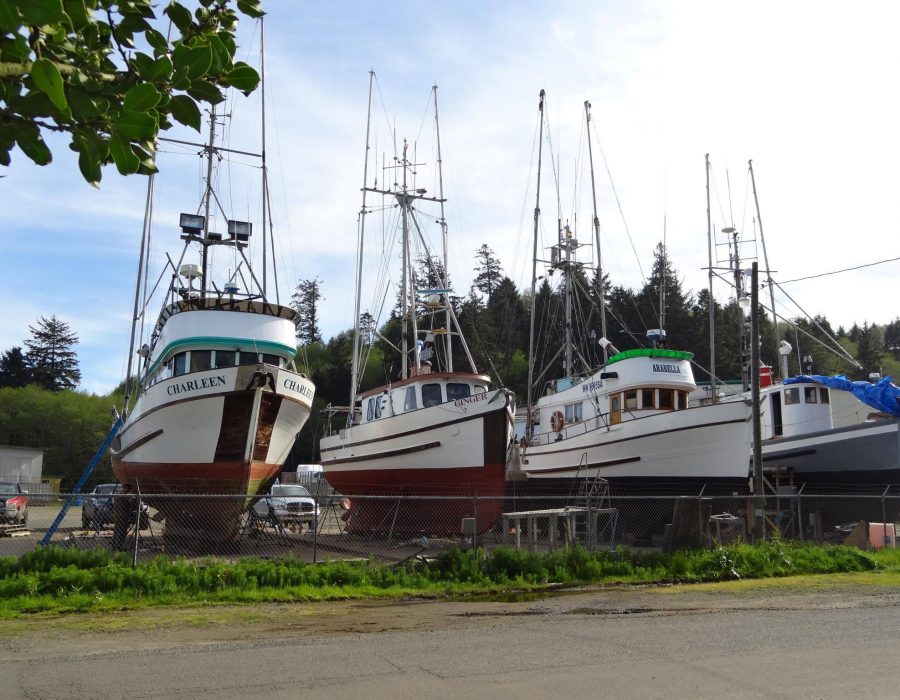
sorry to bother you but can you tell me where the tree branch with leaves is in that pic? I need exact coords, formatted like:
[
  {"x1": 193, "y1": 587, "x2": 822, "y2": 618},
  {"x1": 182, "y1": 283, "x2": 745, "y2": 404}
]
[{"x1": 0, "y1": 0, "x2": 264, "y2": 185}]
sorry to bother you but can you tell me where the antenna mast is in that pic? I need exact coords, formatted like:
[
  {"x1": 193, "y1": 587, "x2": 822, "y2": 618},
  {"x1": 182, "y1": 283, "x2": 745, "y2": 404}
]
[
  {"x1": 705, "y1": 154, "x2": 716, "y2": 402},
  {"x1": 433, "y1": 84, "x2": 453, "y2": 371},
  {"x1": 749, "y1": 160, "x2": 780, "y2": 379}
]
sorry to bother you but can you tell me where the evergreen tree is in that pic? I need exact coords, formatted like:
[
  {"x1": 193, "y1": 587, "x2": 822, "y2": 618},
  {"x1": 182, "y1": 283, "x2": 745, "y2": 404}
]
[
  {"x1": 291, "y1": 278, "x2": 323, "y2": 344},
  {"x1": 855, "y1": 322, "x2": 885, "y2": 379},
  {"x1": 0, "y1": 347, "x2": 31, "y2": 388},
  {"x1": 884, "y1": 318, "x2": 900, "y2": 358},
  {"x1": 23, "y1": 316, "x2": 80, "y2": 391},
  {"x1": 472, "y1": 244, "x2": 503, "y2": 303}
]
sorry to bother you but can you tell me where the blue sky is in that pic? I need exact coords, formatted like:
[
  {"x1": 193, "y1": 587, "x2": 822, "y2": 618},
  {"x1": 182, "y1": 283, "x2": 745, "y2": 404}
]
[{"x1": 2, "y1": 0, "x2": 899, "y2": 394}]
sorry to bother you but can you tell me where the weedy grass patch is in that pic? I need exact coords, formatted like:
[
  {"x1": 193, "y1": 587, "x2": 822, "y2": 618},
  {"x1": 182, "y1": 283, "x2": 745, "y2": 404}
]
[{"x1": 0, "y1": 541, "x2": 895, "y2": 618}]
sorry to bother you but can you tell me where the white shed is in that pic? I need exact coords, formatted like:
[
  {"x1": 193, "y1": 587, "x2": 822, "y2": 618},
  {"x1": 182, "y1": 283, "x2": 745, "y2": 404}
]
[{"x1": 0, "y1": 446, "x2": 44, "y2": 483}]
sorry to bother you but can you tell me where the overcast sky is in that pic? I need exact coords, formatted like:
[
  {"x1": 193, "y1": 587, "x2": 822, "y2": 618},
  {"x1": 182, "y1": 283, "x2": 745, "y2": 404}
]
[{"x1": 2, "y1": 0, "x2": 898, "y2": 394}]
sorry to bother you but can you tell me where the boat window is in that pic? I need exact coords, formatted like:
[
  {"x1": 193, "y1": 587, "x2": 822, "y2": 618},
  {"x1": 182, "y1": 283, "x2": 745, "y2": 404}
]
[
  {"x1": 366, "y1": 397, "x2": 375, "y2": 422},
  {"x1": 374, "y1": 395, "x2": 383, "y2": 419},
  {"x1": 784, "y1": 387, "x2": 800, "y2": 405},
  {"x1": 564, "y1": 402, "x2": 583, "y2": 423},
  {"x1": 474, "y1": 385, "x2": 487, "y2": 395},
  {"x1": 173, "y1": 352, "x2": 187, "y2": 376},
  {"x1": 404, "y1": 385, "x2": 417, "y2": 411},
  {"x1": 238, "y1": 351, "x2": 259, "y2": 366},
  {"x1": 641, "y1": 389, "x2": 655, "y2": 409},
  {"x1": 624, "y1": 390, "x2": 637, "y2": 410},
  {"x1": 215, "y1": 350, "x2": 236, "y2": 368},
  {"x1": 422, "y1": 383, "x2": 442, "y2": 407},
  {"x1": 803, "y1": 387, "x2": 818, "y2": 404},
  {"x1": 447, "y1": 383, "x2": 471, "y2": 400},
  {"x1": 190, "y1": 350, "x2": 212, "y2": 372},
  {"x1": 679, "y1": 391, "x2": 690, "y2": 410},
  {"x1": 658, "y1": 389, "x2": 674, "y2": 410},
  {"x1": 261, "y1": 353, "x2": 280, "y2": 368},
  {"x1": 819, "y1": 388, "x2": 830, "y2": 404}
]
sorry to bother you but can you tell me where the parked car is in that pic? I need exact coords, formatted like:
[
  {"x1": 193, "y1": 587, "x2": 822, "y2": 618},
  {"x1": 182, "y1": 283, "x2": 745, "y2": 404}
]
[
  {"x1": 0, "y1": 482, "x2": 27, "y2": 526},
  {"x1": 253, "y1": 484, "x2": 319, "y2": 530},
  {"x1": 82, "y1": 484, "x2": 150, "y2": 530}
]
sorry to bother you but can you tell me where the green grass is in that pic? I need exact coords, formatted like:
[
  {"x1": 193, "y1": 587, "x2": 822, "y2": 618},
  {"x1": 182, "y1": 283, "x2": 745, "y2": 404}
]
[{"x1": 0, "y1": 540, "x2": 898, "y2": 618}]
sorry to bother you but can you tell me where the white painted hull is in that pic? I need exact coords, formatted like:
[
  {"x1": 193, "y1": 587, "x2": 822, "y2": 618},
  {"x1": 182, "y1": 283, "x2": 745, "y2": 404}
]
[{"x1": 520, "y1": 400, "x2": 752, "y2": 482}]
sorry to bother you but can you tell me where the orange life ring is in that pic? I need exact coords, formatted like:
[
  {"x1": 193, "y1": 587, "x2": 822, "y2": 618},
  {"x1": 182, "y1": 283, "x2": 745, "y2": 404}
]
[{"x1": 550, "y1": 410, "x2": 565, "y2": 433}]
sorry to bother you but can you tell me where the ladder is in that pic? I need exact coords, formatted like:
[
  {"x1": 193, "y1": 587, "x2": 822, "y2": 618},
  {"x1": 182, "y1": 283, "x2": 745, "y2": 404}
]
[{"x1": 41, "y1": 417, "x2": 123, "y2": 546}]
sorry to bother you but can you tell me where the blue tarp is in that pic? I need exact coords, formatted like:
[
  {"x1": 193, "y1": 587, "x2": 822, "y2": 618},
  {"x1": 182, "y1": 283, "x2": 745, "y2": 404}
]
[{"x1": 784, "y1": 374, "x2": 900, "y2": 418}]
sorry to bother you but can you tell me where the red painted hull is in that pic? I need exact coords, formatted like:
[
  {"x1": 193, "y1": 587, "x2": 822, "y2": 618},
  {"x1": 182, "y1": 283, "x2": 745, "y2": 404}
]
[
  {"x1": 325, "y1": 462, "x2": 506, "y2": 536},
  {"x1": 112, "y1": 459, "x2": 280, "y2": 543}
]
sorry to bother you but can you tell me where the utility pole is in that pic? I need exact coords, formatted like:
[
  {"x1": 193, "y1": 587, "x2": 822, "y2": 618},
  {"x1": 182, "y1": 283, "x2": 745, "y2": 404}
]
[{"x1": 750, "y1": 262, "x2": 765, "y2": 541}]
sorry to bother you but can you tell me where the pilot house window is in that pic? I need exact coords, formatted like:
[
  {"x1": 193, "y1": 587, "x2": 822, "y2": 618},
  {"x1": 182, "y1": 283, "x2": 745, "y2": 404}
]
[
  {"x1": 190, "y1": 350, "x2": 212, "y2": 372},
  {"x1": 422, "y1": 384, "x2": 442, "y2": 407},
  {"x1": 658, "y1": 389, "x2": 674, "y2": 410},
  {"x1": 447, "y1": 383, "x2": 471, "y2": 400},
  {"x1": 564, "y1": 402, "x2": 583, "y2": 423},
  {"x1": 404, "y1": 386, "x2": 417, "y2": 411}
]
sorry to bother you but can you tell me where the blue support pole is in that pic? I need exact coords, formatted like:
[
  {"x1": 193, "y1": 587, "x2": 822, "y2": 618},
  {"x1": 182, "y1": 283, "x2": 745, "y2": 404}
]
[{"x1": 41, "y1": 417, "x2": 123, "y2": 546}]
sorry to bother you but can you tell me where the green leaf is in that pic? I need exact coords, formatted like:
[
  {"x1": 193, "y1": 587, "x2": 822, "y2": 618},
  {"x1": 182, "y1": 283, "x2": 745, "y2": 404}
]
[
  {"x1": 208, "y1": 35, "x2": 231, "y2": 73},
  {"x1": 77, "y1": 147, "x2": 101, "y2": 186},
  {"x1": 14, "y1": 123, "x2": 52, "y2": 166},
  {"x1": 184, "y1": 44, "x2": 213, "y2": 80},
  {"x1": 124, "y1": 83, "x2": 161, "y2": 112},
  {"x1": 150, "y1": 56, "x2": 173, "y2": 81},
  {"x1": 132, "y1": 141, "x2": 157, "y2": 170},
  {"x1": 168, "y1": 94, "x2": 201, "y2": 131},
  {"x1": 133, "y1": 52, "x2": 155, "y2": 80},
  {"x1": 0, "y1": 0, "x2": 21, "y2": 33},
  {"x1": 223, "y1": 63, "x2": 260, "y2": 96},
  {"x1": 109, "y1": 136, "x2": 140, "y2": 175},
  {"x1": 66, "y1": 89, "x2": 100, "y2": 119},
  {"x1": 236, "y1": 0, "x2": 265, "y2": 19},
  {"x1": 164, "y1": 2, "x2": 193, "y2": 32},
  {"x1": 113, "y1": 111, "x2": 158, "y2": 140},
  {"x1": 20, "y1": 0, "x2": 66, "y2": 26},
  {"x1": 186, "y1": 79, "x2": 222, "y2": 104},
  {"x1": 31, "y1": 58, "x2": 69, "y2": 115},
  {"x1": 145, "y1": 27, "x2": 168, "y2": 53},
  {"x1": 62, "y1": 0, "x2": 90, "y2": 30}
]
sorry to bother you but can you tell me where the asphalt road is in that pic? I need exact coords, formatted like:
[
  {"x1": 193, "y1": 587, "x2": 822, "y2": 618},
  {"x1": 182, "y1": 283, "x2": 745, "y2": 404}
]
[{"x1": 3, "y1": 582, "x2": 899, "y2": 699}]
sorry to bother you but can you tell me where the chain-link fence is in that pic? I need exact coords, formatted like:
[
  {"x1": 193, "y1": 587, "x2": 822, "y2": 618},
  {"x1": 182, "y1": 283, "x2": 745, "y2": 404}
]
[{"x1": 2, "y1": 483, "x2": 899, "y2": 564}]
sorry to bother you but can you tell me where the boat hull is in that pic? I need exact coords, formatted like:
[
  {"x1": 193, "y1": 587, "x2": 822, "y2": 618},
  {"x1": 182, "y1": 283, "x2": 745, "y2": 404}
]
[
  {"x1": 762, "y1": 419, "x2": 900, "y2": 488},
  {"x1": 320, "y1": 389, "x2": 514, "y2": 535},
  {"x1": 112, "y1": 366, "x2": 313, "y2": 542},
  {"x1": 519, "y1": 400, "x2": 752, "y2": 493}
]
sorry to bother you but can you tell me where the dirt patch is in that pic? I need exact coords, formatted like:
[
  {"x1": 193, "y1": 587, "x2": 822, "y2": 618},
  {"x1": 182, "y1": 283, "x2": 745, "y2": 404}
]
[{"x1": 2, "y1": 574, "x2": 899, "y2": 661}]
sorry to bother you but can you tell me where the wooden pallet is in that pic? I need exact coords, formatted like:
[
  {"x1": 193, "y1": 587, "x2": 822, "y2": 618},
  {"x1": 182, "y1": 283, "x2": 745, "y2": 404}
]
[{"x1": 0, "y1": 523, "x2": 30, "y2": 538}]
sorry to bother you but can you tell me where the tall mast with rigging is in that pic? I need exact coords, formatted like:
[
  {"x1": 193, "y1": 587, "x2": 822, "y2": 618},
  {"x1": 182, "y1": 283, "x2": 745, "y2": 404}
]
[
  {"x1": 584, "y1": 100, "x2": 608, "y2": 363},
  {"x1": 433, "y1": 84, "x2": 453, "y2": 371},
  {"x1": 526, "y1": 89, "x2": 546, "y2": 438}
]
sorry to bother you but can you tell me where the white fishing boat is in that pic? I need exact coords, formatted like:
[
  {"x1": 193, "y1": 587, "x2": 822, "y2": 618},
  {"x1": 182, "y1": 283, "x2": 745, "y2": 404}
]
[
  {"x1": 111, "y1": 58, "x2": 314, "y2": 541},
  {"x1": 515, "y1": 94, "x2": 752, "y2": 493},
  {"x1": 319, "y1": 76, "x2": 515, "y2": 534}
]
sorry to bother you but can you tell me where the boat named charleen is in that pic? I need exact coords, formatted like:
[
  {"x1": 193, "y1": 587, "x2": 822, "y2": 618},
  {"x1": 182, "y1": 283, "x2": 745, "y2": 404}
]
[{"x1": 111, "y1": 96, "x2": 314, "y2": 542}]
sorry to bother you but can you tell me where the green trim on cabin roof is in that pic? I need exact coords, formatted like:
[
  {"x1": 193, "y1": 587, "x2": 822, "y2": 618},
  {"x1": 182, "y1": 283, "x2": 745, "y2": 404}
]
[
  {"x1": 606, "y1": 348, "x2": 694, "y2": 365},
  {"x1": 141, "y1": 336, "x2": 297, "y2": 381}
]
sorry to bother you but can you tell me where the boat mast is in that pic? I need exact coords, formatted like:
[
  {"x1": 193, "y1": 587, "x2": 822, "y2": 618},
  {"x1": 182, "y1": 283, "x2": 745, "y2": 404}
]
[
  {"x1": 526, "y1": 90, "x2": 546, "y2": 439},
  {"x1": 260, "y1": 18, "x2": 267, "y2": 297},
  {"x1": 749, "y1": 159, "x2": 780, "y2": 379},
  {"x1": 123, "y1": 173, "x2": 155, "y2": 416},
  {"x1": 705, "y1": 154, "x2": 716, "y2": 402},
  {"x1": 660, "y1": 213, "x2": 667, "y2": 336},
  {"x1": 200, "y1": 104, "x2": 217, "y2": 298},
  {"x1": 433, "y1": 85, "x2": 453, "y2": 371},
  {"x1": 564, "y1": 220, "x2": 573, "y2": 377},
  {"x1": 584, "y1": 100, "x2": 608, "y2": 363},
  {"x1": 399, "y1": 140, "x2": 419, "y2": 379},
  {"x1": 348, "y1": 71, "x2": 375, "y2": 423}
]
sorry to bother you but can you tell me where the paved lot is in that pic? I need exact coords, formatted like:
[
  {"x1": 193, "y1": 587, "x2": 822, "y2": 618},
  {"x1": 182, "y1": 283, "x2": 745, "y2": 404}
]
[{"x1": 2, "y1": 581, "x2": 899, "y2": 698}]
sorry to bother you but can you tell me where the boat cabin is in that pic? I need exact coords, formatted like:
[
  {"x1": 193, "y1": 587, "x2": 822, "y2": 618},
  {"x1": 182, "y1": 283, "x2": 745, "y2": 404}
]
[
  {"x1": 762, "y1": 382, "x2": 832, "y2": 439},
  {"x1": 356, "y1": 373, "x2": 491, "y2": 424}
]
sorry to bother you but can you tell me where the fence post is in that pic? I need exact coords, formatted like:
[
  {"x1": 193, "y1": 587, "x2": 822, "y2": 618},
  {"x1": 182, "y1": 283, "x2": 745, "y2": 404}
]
[
  {"x1": 472, "y1": 488, "x2": 478, "y2": 552},
  {"x1": 797, "y1": 484, "x2": 805, "y2": 543},
  {"x1": 313, "y1": 477, "x2": 321, "y2": 565},
  {"x1": 132, "y1": 480, "x2": 142, "y2": 567},
  {"x1": 697, "y1": 484, "x2": 706, "y2": 549},
  {"x1": 882, "y1": 486, "x2": 890, "y2": 548}
]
